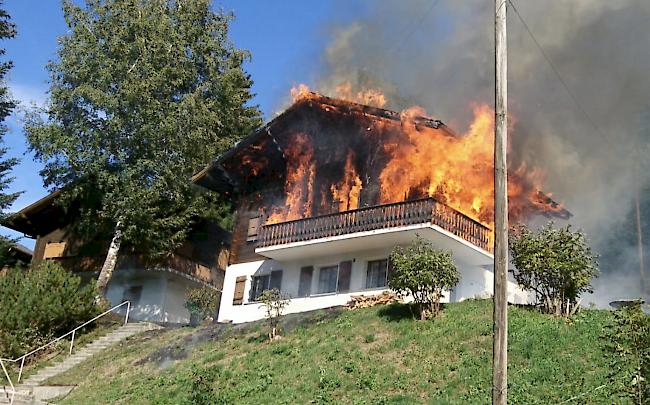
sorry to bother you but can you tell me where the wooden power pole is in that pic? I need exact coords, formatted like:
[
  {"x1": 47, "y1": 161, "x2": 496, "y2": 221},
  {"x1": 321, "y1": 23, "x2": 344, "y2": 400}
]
[
  {"x1": 493, "y1": 0, "x2": 508, "y2": 404},
  {"x1": 636, "y1": 189, "x2": 646, "y2": 295}
]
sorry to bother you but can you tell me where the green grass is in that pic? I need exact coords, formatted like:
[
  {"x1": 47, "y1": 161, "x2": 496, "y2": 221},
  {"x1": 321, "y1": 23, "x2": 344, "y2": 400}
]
[{"x1": 48, "y1": 300, "x2": 618, "y2": 404}]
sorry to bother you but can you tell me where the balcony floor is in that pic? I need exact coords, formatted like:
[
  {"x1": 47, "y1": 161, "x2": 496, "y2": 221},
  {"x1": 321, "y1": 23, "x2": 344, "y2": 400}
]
[{"x1": 255, "y1": 222, "x2": 493, "y2": 266}]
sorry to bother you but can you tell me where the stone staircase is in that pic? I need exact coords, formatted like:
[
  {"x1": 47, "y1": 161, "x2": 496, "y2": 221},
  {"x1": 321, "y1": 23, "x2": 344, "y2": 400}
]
[{"x1": 1, "y1": 322, "x2": 161, "y2": 404}]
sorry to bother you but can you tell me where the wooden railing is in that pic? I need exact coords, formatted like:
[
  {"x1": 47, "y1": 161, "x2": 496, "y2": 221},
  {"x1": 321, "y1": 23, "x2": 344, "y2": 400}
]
[{"x1": 257, "y1": 198, "x2": 493, "y2": 253}]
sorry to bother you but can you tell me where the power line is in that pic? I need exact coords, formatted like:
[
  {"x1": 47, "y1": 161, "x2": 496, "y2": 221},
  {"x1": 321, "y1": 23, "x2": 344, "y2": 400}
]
[
  {"x1": 507, "y1": 0, "x2": 607, "y2": 138},
  {"x1": 391, "y1": 0, "x2": 442, "y2": 55}
]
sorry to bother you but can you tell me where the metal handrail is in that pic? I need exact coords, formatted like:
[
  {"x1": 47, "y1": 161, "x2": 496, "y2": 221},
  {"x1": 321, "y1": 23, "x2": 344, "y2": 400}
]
[{"x1": 0, "y1": 300, "x2": 131, "y2": 404}]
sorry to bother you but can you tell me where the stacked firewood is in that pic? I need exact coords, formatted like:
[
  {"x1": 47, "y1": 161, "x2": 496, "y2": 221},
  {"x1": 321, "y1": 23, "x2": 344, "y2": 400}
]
[{"x1": 347, "y1": 291, "x2": 402, "y2": 310}]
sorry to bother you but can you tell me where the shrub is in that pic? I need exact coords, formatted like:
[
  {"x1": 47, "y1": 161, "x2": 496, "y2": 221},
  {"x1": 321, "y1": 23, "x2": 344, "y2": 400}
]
[
  {"x1": 258, "y1": 288, "x2": 290, "y2": 342},
  {"x1": 603, "y1": 301, "x2": 649, "y2": 403},
  {"x1": 184, "y1": 287, "x2": 221, "y2": 326},
  {"x1": 0, "y1": 261, "x2": 99, "y2": 358},
  {"x1": 509, "y1": 222, "x2": 598, "y2": 316},
  {"x1": 389, "y1": 236, "x2": 460, "y2": 320}
]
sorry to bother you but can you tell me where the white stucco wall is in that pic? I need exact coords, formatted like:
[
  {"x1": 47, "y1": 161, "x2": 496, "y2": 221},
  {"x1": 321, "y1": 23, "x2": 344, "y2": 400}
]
[
  {"x1": 105, "y1": 268, "x2": 207, "y2": 323},
  {"x1": 218, "y1": 247, "x2": 530, "y2": 324}
]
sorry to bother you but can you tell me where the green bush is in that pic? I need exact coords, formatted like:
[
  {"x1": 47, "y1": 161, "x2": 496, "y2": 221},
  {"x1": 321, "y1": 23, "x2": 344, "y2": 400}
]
[
  {"x1": 185, "y1": 287, "x2": 221, "y2": 325},
  {"x1": 0, "y1": 261, "x2": 100, "y2": 358},
  {"x1": 604, "y1": 301, "x2": 650, "y2": 403},
  {"x1": 389, "y1": 236, "x2": 460, "y2": 320},
  {"x1": 509, "y1": 222, "x2": 598, "y2": 316}
]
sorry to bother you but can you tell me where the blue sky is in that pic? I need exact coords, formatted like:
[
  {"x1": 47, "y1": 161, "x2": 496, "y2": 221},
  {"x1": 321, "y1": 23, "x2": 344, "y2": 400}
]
[{"x1": 1, "y1": 1, "x2": 369, "y2": 247}]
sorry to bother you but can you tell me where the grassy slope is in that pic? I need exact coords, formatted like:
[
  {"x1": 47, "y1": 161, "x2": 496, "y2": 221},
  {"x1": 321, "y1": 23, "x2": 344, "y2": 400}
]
[{"x1": 49, "y1": 300, "x2": 616, "y2": 404}]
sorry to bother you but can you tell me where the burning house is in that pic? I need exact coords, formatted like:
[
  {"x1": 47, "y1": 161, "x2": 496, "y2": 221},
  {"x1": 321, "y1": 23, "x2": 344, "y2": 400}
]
[{"x1": 195, "y1": 90, "x2": 569, "y2": 323}]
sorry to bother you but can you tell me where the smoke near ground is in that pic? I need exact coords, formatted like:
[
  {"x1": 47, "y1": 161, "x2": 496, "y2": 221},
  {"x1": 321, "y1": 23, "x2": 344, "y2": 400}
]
[{"x1": 301, "y1": 0, "x2": 650, "y2": 306}]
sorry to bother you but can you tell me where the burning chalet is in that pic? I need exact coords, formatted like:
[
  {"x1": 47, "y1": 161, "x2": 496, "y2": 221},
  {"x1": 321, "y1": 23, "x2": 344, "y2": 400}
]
[{"x1": 195, "y1": 92, "x2": 569, "y2": 323}]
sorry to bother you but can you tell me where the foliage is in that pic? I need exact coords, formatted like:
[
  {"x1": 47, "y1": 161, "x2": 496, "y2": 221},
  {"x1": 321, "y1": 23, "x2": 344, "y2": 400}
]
[
  {"x1": 184, "y1": 287, "x2": 220, "y2": 323},
  {"x1": 258, "y1": 288, "x2": 290, "y2": 341},
  {"x1": 24, "y1": 0, "x2": 261, "y2": 271},
  {"x1": 604, "y1": 301, "x2": 650, "y2": 403},
  {"x1": 46, "y1": 300, "x2": 616, "y2": 404},
  {"x1": 509, "y1": 222, "x2": 599, "y2": 316},
  {"x1": 388, "y1": 236, "x2": 460, "y2": 319},
  {"x1": 0, "y1": 2, "x2": 21, "y2": 268},
  {"x1": 0, "y1": 261, "x2": 99, "y2": 358}
]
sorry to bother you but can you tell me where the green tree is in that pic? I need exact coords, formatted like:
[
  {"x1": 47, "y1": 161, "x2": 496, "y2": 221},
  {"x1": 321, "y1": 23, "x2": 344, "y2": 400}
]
[
  {"x1": 258, "y1": 288, "x2": 290, "y2": 341},
  {"x1": 0, "y1": 2, "x2": 20, "y2": 266},
  {"x1": 389, "y1": 236, "x2": 460, "y2": 320},
  {"x1": 25, "y1": 0, "x2": 261, "y2": 294},
  {"x1": 509, "y1": 222, "x2": 599, "y2": 316},
  {"x1": 0, "y1": 261, "x2": 99, "y2": 358}
]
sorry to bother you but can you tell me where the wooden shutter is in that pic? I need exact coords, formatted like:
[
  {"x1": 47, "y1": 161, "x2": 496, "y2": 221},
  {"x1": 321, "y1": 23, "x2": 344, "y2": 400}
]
[
  {"x1": 233, "y1": 276, "x2": 246, "y2": 305},
  {"x1": 298, "y1": 266, "x2": 313, "y2": 297},
  {"x1": 247, "y1": 216, "x2": 261, "y2": 242},
  {"x1": 270, "y1": 270, "x2": 283, "y2": 291},
  {"x1": 43, "y1": 242, "x2": 67, "y2": 259},
  {"x1": 337, "y1": 261, "x2": 352, "y2": 293}
]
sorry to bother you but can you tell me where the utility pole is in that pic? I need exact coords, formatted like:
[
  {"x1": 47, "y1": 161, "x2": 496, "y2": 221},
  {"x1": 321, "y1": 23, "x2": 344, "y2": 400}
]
[
  {"x1": 493, "y1": 0, "x2": 508, "y2": 404},
  {"x1": 635, "y1": 189, "x2": 646, "y2": 295}
]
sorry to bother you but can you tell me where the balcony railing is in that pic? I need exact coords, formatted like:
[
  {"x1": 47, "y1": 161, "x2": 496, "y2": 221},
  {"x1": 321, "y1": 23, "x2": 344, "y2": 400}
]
[{"x1": 257, "y1": 198, "x2": 493, "y2": 253}]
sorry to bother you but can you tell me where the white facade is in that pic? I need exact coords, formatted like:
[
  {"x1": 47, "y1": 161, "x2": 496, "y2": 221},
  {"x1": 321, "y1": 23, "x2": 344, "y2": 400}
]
[
  {"x1": 218, "y1": 226, "x2": 529, "y2": 324},
  {"x1": 104, "y1": 268, "x2": 208, "y2": 323}
]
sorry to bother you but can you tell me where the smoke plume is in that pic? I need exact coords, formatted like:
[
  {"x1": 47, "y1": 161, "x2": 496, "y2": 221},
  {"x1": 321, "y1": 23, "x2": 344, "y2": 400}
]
[{"x1": 303, "y1": 0, "x2": 650, "y2": 305}]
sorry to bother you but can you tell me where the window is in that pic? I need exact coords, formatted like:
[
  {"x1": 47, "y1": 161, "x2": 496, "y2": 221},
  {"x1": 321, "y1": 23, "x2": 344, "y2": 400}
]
[
  {"x1": 366, "y1": 259, "x2": 389, "y2": 289},
  {"x1": 247, "y1": 215, "x2": 261, "y2": 242},
  {"x1": 318, "y1": 266, "x2": 338, "y2": 294},
  {"x1": 249, "y1": 270, "x2": 283, "y2": 301},
  {"x1": 317, "y1": 261, "x2": 352, "y2": 294}
]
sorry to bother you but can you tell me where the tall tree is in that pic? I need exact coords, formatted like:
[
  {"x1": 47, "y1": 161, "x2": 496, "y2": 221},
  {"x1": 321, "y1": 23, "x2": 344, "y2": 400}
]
[
  {"x1": 0, "y1": 2, "x2": 20, "y2": 267},
  {"x1": 25, "y1": 0, "x2": 261, "y2": 294}
]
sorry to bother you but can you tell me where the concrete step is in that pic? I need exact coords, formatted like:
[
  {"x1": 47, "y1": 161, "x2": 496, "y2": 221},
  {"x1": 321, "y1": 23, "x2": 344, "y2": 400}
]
[{"x1": 16, "y1": 322, "x2": 162, "y2": 388}]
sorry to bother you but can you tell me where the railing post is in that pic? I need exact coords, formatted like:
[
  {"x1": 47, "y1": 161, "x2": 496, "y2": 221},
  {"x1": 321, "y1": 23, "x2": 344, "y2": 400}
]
[
  {"x1": 0, "y1": 358, "x2": 14, "y2": 403},
  {"x1": 69, "y1": 330, "x2": 75, "y2": 355},
  {"x1": 17, "y1": 356, "x2": 25, "y2": 384},
  {"x1": 125, "y1": 301, "x2": 131, "y2": 325}
]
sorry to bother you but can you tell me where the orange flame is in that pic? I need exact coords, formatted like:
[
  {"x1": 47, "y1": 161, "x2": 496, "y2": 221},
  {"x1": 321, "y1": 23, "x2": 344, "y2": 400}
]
[
  {"x1": 330, "y1": 151, "x2": 362, "y2": 212},
  {"x1": 266, "y1": 132, "x2": 316, "y2": 224},
  {"x1": 267, "y1": 83, "x2": 565, "y2": 229}
]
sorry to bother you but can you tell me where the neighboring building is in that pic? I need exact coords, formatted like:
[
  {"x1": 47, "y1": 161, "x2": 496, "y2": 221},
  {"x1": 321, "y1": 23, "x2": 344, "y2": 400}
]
[
  {"x1": 194, "y1": 93, "x2": 549, "y2": 324},
  {"x1": 4, "y1": 191, "x2": 230, "y2": 323},
  {"x1": 0, "y1": 243, "x2": 32, "y2": 274}
]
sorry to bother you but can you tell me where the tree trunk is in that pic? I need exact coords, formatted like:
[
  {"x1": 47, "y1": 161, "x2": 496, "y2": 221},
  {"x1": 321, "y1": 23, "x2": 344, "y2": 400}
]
[{"x1": 96, "y1": 222, "x2": 123, "y2": 296}]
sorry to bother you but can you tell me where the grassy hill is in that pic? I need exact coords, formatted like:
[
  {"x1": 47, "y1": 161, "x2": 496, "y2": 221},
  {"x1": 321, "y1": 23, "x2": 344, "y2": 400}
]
[{"x1": 48, "y1": 300, "x2": 616, "y2": 404}]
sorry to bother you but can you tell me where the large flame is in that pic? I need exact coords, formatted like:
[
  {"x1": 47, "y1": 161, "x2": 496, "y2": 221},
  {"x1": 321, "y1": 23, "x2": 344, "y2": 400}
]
[
  {"x1": 263, "y1": 84, "x2": 565, "y2": 230},
  {"x1": 266, "y1": 132, "x2": 316, "y2": 224}
]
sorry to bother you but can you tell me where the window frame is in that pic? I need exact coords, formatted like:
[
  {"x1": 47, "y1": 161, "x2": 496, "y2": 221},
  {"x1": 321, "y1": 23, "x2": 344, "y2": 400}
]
[
  {"x1": 317, "y1": 265, "x2": 339, "y2": 295},
  {"x1": 365, "y1": 259, "x2": 389, "y2": 289},
  {"x1": 249, "y1": 270, "x2": 283, "y2": 302}
]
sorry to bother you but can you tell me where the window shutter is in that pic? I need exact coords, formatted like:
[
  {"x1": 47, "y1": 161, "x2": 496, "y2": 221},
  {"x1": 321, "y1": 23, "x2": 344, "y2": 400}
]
[
  {"x1": 298, "y1": 266, "x2": 313, "y2": 297},
  {"x1": 270, "y1": 270, "x2": 283, "y2": 291},
  {"x1": 233, "y1": 276, "x2": 246, "y2": 305},
  {"x1": 43, "y1": 242, "x2": 67, "y2": 259},
  {"x1": 337, "y1": 261, "x2": 352, "y2": 293},
  {"x1": 247, "y1": 216, "x2": 261, "y2": 242}
]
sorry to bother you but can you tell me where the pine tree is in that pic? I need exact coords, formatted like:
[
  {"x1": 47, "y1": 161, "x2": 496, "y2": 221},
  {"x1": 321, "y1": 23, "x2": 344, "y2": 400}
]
[
  {"x1": 25, "y1": 0, "x2": 261, "y2": 294},
  {"x1": 0, "y1": 2, "x2": 20, "y2": 267}
]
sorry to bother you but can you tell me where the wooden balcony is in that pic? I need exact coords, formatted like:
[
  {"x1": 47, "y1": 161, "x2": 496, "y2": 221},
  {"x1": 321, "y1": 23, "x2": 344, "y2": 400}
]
[{"x1": 257, "y1": 198, "x2": 493, "y2": 253}]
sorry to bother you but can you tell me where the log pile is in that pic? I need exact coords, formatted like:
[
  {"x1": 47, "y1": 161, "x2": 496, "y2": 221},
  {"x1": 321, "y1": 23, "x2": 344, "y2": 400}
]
[{"x1": 347, "y1": 291, "x2": 402, "y2": 310}]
